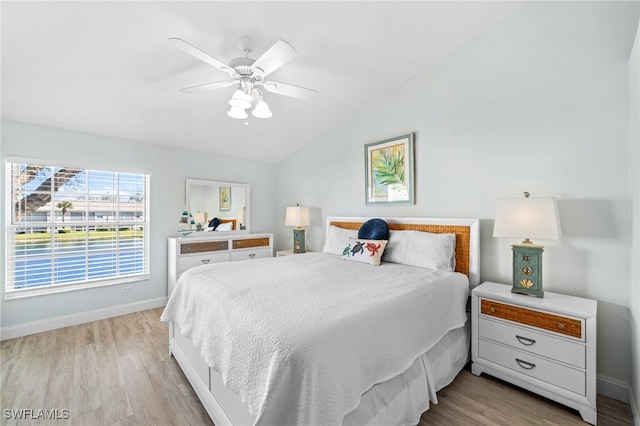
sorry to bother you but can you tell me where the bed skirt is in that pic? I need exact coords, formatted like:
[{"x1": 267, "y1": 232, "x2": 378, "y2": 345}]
[{"x1": 168, "y1": 319, "x2": 470, "y2": 426}]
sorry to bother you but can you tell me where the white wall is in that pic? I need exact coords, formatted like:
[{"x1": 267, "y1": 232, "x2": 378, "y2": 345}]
[
  {"x1": 0, "y1": 120, "x2": 276, "y2": 328},
  {"x1": 629, "y1": 18, "x2": 640, "y2": 420},
  {"x1": 275, "y1": 2, "x2": 638, "y2": 385}
]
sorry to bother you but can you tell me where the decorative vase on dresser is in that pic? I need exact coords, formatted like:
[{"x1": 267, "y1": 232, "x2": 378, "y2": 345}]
[
  {"x1": 167, "y1": 232, "x2": 273, "y2": 296},
  {"x1": 471, "y1": 281, "x2": 597, "y2": 425}
]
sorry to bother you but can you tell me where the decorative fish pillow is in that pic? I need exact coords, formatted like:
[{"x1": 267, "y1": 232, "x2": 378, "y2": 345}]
[{"x1": 342, "y1": 238, "x2": 388, "y2": 266}]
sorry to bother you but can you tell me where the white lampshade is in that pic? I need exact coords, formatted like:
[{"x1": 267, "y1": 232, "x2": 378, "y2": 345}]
[
  {"x1": 228, "y1": 89, "x2": 252, "y2": 109},
  {"x1": 194, "y1": 211, "x2": 206, "y2": 224},
  {"x1": 252, "y1": 100, "x2": 272, "y2": 118},
  {"x1": 237, "y1": 207, "x2": 245, "y2": 228},
  {"x1": 493, "y1": 194, "x2": 561, "y2": 242},
  {"x1": 227, "y1": 106, "x2": 248, "y2": 119},
  {"x1": 285, "y1": 206, "x2": 310, "y2": 228}
]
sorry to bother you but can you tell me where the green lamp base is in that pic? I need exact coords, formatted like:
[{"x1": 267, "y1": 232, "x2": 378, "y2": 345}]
[
  {"x1": 293, "y1": 228, "x2": 306, "y2": 253},
  {"x1": 511, "y1": 243, "x2": 544, "y2": 298}
]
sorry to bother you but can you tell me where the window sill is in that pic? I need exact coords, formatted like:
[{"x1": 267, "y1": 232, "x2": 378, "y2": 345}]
[{"x1": 4, "y1": 274, "x2": 149, "y2": 300}]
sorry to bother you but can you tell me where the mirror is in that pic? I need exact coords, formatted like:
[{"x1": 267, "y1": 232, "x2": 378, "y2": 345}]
[{"x1": 186, "y1": 179, "x2": 250, "y2": 233}]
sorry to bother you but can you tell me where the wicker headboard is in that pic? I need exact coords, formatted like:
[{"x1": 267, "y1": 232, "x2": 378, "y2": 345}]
[{"x1": 327, "y1": 217, "x2": 479, "y2": 286}]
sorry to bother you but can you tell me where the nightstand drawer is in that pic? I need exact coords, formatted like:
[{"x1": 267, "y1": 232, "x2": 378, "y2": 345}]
[
  {"x1": 230, "y1": 247, "x2": 271, "y2": 262},
  {"x1": 178, "y1": 252, "x2": 230, "y2": 273},
  {"x1": 481, "y1": 299, "x2": 583, "y2": 339},
  {"x1": 479, "y1": 317, "x2": 585, "y2": 368},
  {"x1": 478, "y1": 339, "x2": 585, "y2": 395}
]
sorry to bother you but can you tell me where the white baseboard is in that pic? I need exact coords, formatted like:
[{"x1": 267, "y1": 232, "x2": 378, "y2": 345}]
[
  {"x1": 596, "y1": 376, "x2": 631, "y2": 404},
  {"x1": 629, "y1": 386, "x2": 639, "y2": 426},
  {"x1": 0, "y1": 297, "x2": 167, "y2": 341},
  {"x1": 598, "y1": 375, "x2": 629, "y2": 402}
]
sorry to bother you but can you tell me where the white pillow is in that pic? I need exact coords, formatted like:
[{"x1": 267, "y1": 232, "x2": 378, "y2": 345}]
[
  {"x1": 322, "y1": 225, "x2": 358, "y2": 255},
  {"x1": 384, "y1": 230, "x2": 456, "y2": 271},
  {"x1": 382, "y1": 230, "x2": 408, "y2": 264},
  {"x1": 215, "y1": 222, "x2": 233, "y2": 231},
  {"x1": 342, "y1": 238, "x2": 388, "y2": 266}
]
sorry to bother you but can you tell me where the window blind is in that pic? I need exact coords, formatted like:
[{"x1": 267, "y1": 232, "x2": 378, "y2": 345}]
[{"x1": 5, "y1": 159, "x2": 149, "y2": 298}]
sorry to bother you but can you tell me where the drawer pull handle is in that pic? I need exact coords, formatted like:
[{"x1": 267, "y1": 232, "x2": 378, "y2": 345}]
[
  {"x1": 490, "y1": 307, "x2": 496, "y2": 313},
  {"x1": 557, "y1": 322, "x2": 565, "y2": 330},
  {"x1": 515, "y1": 359, "x2": 536, "y2": 370},
  {"x1": 201, "y1": 259, "x2": 210, "y2": 264},
  {"x1": 249, "y1": 253, "x2": 256, "y2": 258},
  {"x1": 515, "y1": 335, "x2": 536, "y2": 346}
]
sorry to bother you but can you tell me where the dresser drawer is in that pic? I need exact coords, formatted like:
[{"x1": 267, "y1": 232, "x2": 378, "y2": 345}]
[
  {"x1": 231, "y1": 247, "x2": 271, "y2": 262},
  {"x1": 232, "y1": 237, "x2": 271, "y2": 249},
  {"x1": 478, "y1": 317, "x2": 585, "y2": 368},
  {"x1": 481, "y1": 299, "x2": 583, "y2": 340},
  {"x1": 180, "y1": 240, "x2": 229, "y2": 254},
  {"x1": 478, "y1": 339, "x2": 585, "y2": 395},
  {"x1": 178, "y1": 252, "x2": 230, "y2": 273}
]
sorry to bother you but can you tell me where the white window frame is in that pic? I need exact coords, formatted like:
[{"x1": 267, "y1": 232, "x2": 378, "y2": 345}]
[{"x1": 4, "y1": 157, "x2": 150, "y2": 300}]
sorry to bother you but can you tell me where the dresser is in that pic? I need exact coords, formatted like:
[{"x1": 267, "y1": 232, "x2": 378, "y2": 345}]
[
  {"x1": 471, "y1": 282, "x2": 597, "y2": 425},
  {"x1": 167, "y1": 232, "x2": 273, "y2": 296}
]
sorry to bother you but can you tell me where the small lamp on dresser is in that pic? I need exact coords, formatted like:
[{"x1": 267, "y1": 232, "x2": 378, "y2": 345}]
[
  {"x1": 194, "y1": 211, "x2": 206, "y2": 231},
  {"x1": 493, "y1": 191, "x2": 561, "y2": 297},
  {"x1": 237, "y1": 207, "x2": 246, "y2": 230},
  {"x1": 285, "y1": 204, "x2": 310, "y2": 253}
]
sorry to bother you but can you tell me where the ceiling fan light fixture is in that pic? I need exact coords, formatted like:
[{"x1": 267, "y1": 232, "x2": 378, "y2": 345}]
[
  {"x1": 252, "y1": 99, "x2": 272, "y2": 119},
  {"x1": 228, "y1": 89, "x2": 252, "y2": 109},
  {"x1": 227, "y1": 106, "x2": 248, "y2": 119},
  {"x1": 171, "y1": 36, "x2": 317, "y2": 119}
]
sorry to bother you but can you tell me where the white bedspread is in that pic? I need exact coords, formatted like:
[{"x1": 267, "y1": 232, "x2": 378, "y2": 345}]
[{"x1": 161, "y1": 252, "x2": 469, "y2": 426}]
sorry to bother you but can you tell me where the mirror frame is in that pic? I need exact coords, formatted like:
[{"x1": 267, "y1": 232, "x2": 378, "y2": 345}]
[{"x1": 185, "y1": 179, "x2": 250, "y2": 234}]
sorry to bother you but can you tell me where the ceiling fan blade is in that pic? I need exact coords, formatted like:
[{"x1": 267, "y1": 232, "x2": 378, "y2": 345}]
[
  {"x1": 168, "y1": 37, "x2": 234, "y2": 76},
  {"x1": 251, "y1": 40, "x2": 297, "y2": 78},
  {"x1": 262, "y1": 81, "x2": 318, "y2": 101},
  {"x1": 179, "y1": 81, "x2": 237, "y2": 94}
]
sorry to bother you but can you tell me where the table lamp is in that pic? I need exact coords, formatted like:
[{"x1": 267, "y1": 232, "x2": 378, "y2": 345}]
[
  {"x1": 237, "y1": 207, "x2": 246, "y2": 230},
  {"x1": 194, "y1": 211, "x2": 206, "y2": 231},
  {"x1": 493, "y1": 192, "x2": 561, "y2": 297},
  {"x1": 285, "y1": 204, "x2": 310, "y2": 253}
]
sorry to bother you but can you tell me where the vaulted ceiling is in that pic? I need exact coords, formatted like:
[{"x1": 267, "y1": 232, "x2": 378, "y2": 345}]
[{"x1": 1, "y1": 1, "x2": 528, "y2": 163}]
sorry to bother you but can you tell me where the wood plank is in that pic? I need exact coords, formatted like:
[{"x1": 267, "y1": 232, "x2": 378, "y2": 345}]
[
  {"x1": 1, "y1": 307, "x2": 630, "y2": 426},
  {"x1": 419, "y1": 367, "x2": 630, "y2": 425}
]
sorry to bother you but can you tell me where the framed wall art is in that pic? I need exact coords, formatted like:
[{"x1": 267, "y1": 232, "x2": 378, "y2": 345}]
[
  {"x1": 365, "y1": 133, "x2": 414, "y2": 205},
  {"x1": 219, "y1": 186, "x2": 231, "y2": 211}
]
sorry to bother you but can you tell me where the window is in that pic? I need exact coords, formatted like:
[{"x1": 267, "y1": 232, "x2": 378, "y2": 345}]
[{"x1": 5, "y1": 158, "x2": 149, "y2": 299}]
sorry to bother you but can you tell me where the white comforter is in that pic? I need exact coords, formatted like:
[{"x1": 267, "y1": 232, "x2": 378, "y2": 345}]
[{"x1": 161, "y1": 252, "x2": 469, "y2": 426}]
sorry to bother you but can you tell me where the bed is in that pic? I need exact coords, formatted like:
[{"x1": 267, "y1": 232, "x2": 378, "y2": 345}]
[{"x1": 161, "y1": 216, "x2": 479, "y2": 426}]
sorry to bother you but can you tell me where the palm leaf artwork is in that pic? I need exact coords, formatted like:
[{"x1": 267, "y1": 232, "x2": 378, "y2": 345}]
[
  {"x1": 372, "y1": 145, "x2": 405, "y2": 198},
  {"x1": 219, "y1": 186, "x2": 231, "y2": 210}
]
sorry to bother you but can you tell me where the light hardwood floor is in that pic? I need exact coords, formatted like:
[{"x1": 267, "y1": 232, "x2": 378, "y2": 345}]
[{"x1": 1, "y1": 307, "x2": 631, "y2": 426}]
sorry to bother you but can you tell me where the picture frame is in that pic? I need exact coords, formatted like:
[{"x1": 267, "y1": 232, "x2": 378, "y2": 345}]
[
  {"x1": 219, "y1": 186, "x2": 231, "y2": 211},
  {"x1": 365, "y1": 133, "x2": 414, "y2": 205}
]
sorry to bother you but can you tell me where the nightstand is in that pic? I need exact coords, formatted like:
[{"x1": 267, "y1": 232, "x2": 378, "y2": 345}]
[
  {"x1": 471, "y1": 282, "x2": 597, "y2": 425},
  {"x1": 276, "y1": 249, "x2": 313, "y2": 257}
]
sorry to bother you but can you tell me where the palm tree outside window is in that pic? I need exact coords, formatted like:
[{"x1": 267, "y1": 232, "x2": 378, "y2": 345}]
[{"x1": 56, "y1": 201, "x2": 73, "y2": 222}]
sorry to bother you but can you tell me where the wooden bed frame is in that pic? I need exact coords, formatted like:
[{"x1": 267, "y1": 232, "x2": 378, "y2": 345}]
[
  {"x1": 328, "y1": 216, "x2": 480, "y2": 286},
  {"x1": 167, "y1": 216, "x2": 480, "y2": 425}
]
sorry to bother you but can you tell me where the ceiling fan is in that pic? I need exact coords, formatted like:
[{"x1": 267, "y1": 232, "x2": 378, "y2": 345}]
[{"x1": 169, "y1": 36, "x2": 317, "y2": 119}]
